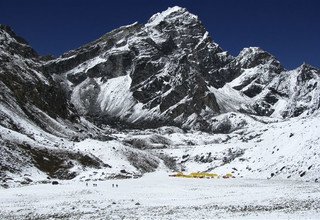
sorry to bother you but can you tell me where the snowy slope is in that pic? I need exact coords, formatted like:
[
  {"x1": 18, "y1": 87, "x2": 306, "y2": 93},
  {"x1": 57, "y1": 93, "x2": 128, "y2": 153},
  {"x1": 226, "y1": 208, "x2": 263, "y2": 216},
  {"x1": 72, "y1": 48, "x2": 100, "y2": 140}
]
[
  {"x1": 1, "y1": 173, "x2": 320, "y2": 219},
  {"x1": 160, "y1": 113, "x2": 320, "y2": 182}
]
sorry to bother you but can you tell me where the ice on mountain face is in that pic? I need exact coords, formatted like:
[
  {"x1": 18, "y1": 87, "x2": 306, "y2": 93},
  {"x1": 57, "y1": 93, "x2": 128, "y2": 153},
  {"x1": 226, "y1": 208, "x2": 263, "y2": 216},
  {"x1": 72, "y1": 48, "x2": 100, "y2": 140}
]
[
  {"x1": 70, "y1": 78, "x2": 97, "y2": 115},
  {"x1": 209, "y1": 84, "x2": 251, "y2": 113},
  {"x1": 228, "y1": 63, "x2": 280, "y2": 99},
  {"x1": 228, "y1": 67, "x2": 263, "y2": 89},
  {"x1": 66, "y1": 56, "x2": 107, "y2": 78},
  {"x1": 97, "y1": 75, "x2": 135, "y2": 117},
  {"x1": 70, "y1": 72, "x2": 163, "y2": 124}
]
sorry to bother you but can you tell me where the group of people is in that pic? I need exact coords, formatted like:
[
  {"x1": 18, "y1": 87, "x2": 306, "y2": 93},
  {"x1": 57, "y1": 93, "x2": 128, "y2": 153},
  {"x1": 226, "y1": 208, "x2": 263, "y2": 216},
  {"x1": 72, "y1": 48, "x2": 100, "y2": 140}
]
[{"x1": 85, "y1": 182, "x2": 119, "y2": 187}]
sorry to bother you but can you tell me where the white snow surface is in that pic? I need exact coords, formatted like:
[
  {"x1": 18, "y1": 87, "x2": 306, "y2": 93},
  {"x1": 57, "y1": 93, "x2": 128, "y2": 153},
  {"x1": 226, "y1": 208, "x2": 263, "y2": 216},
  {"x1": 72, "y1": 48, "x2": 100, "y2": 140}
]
[
  {"x1": 0, "y1": 172, "x2": 320, "y2": 219},
  {"x1": 209, "y1": 84, "x2": 251, "y2": 112},
  {"x1": 97, "y1": 75, "x2": 135, "y2": 117}
]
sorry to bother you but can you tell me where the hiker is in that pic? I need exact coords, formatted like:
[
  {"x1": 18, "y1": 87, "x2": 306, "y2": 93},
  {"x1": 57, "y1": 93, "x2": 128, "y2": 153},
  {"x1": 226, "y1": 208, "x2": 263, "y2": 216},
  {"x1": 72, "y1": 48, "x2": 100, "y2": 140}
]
[
  {"x1": 112, "y1": 184, "x2": 114, "y2": 188},
  {"x1": 116, "y1": 184, "x2": 118, "y2": 188}
]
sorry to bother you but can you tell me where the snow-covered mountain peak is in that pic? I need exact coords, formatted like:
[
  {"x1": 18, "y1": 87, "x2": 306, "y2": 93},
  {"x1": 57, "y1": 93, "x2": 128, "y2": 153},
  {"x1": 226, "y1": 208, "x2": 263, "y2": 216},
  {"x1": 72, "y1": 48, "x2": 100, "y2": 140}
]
[
  {"x1": 0, "y1": 25, "x2": 18, "y2": 40},
  {"x1": 0, "y1": 24, "x2": 30, "y2": 47},
  {"x1": 297, "y1": 63, "x2": 319, "y2": 73},
  {"x1": 146, "y1": 6, "x2": 198, "y2": 28},
  {"x1": 238, "y1": 47, "x2": 264, "y2": 56},
  {"x1": 0, "y1": 24, "x2": 38, "y2": 59},
  {"x1": 235, "y1": 47, "x2": 282, "y2": 69}
]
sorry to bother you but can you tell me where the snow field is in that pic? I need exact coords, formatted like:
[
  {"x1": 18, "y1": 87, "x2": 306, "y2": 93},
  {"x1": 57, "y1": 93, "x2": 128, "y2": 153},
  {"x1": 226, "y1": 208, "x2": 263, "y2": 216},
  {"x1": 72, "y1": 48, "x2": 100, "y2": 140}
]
[{"x1": 0, "y1": 172, "x2": 320, "y2": 219}]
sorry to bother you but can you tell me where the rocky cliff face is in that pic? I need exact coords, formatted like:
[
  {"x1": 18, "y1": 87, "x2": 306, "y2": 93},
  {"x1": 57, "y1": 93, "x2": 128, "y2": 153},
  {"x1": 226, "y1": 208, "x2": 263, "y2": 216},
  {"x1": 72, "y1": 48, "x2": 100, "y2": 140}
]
[
  {"x1": 0, "y1": 25, "x2": 76, "y2": 133},
  {"x1": 252, "y1": 64, "x2": 320, "y2": 118},
  {"x1": 0, "y1": 25, "x2": 110, "y2": 184}
]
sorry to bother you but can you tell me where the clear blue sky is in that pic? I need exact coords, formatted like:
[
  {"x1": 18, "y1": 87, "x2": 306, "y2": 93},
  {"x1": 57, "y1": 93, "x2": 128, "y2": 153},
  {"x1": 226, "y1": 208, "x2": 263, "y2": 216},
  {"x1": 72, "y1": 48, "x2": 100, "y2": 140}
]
[{"x1": 1, "y1": 0, "x2": 319, "y2": 69}]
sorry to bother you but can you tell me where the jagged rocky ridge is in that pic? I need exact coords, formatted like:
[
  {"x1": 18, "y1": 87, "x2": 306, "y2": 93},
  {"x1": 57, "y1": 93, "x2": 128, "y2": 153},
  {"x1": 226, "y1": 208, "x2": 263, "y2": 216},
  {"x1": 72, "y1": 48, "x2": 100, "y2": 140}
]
[{"x1": 1, "y1": 6, "x2": 320, "y2": 186}]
